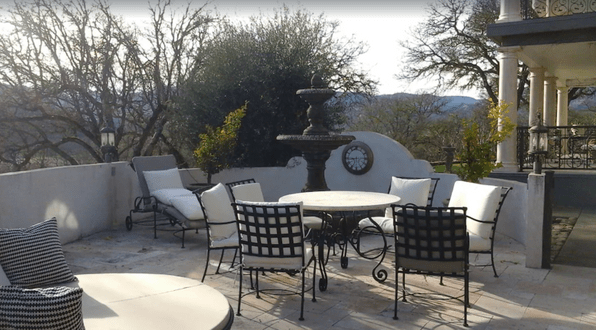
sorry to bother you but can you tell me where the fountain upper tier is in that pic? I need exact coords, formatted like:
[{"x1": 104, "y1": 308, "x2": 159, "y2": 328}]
[{"x1": 276, "y1": 74, "x2": 355, "y2": 191}]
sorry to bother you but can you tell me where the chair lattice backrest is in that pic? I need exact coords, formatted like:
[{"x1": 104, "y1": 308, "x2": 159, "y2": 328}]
[
  {"x1": 393, "y1": 205, "x2": 468, "y2": 273},
  {"x1": 233, "y1": 201, "x2": 305, "y2": 270}
]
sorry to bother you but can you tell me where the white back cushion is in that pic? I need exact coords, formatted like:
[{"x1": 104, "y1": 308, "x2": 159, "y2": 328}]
[
  {"x1": 384, "y1": 177, "x2": 432, "y2": 218},
  {"x1": 200, "y1": 183, "x2": 236, "y2": 240},
  {"x1": 231, "y1": 183, "x2": 265, "y2": 202},
  {"x1": 448, "y1": 181, "x2": 501, "y2": 239},
  {"x1": 144, "y1": 168, "x2": 184, "y2": 194}
]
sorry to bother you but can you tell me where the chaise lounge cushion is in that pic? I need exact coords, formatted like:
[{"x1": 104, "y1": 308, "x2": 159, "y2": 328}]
[
  {"x1": 0, "y1": 285, "x2": 84, "y2": 330},
  {"x1": 168, "y1": 194, "x2": 205, "y2": 221},
  {"x1": 0, "y1": 218, "x2": 77, "y2": 288},
  {"x1": 143, "y1": 168, "x2": 205, "y2": 221},
  {"x1": 144, "y1": 168, "x2": 185, "y2": 193}
]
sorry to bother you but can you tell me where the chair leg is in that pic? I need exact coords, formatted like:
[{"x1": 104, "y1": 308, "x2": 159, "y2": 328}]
[
  {"x1": 215, "y1": 250, "x2": 225, "y2": 274},
  {"x1": 402, "y1": 271, "x2": 407, "y2": 302},
  {"x1": 237, "y1": 266, "x2": 243, "y2": 316},
  {"x1": 181, "y1": 228, "x2": 186, "y2": 248},
  {"x1": 311, "y1": 257, "x2": 317, "y2": 303},
  {"x1": 393, "y1": 268, "x2": 399, "y2": 320},
  {"x1": 254, "y1": 271, "x2": 260, "y2": 298},
  {"x1": 464, "y1": 271, "x2": 469, "y2": 327},
  {"x1": 299, "y1": 270, "x2": 305, "y2": 321},
  {"x1": 490, "y1": 252, "x2": 499, "y2": 277},
  {"x1": 201, "y1": 248, "x2": 212, "y2": 282},
  {"x1": 230, "y1": 248, "x2": 238, "y2": 268}
]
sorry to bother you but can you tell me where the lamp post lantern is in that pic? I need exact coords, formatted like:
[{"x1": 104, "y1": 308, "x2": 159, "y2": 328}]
[
  {"x1": 529, "y1": 119, "x2": 548, "y2": 174},
  {"x1": 100, "y1": 126, "x2": 118, "y2": 163}
]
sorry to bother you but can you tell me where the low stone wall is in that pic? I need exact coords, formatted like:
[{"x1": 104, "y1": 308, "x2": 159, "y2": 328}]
[
  {"x1": 0, "y1": 131, "x2": 529, "y2": 247},
  {"x1": 0, "y1": 162, "x2": 137, "y2": 244}
]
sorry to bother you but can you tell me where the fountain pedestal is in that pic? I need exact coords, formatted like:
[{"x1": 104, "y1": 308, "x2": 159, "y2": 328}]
[{"x1": 277, "y1": 75, "x2": 354, "y2": 192}]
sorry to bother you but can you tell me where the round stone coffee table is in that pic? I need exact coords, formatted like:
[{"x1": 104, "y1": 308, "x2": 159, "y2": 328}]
[{"x1": 78, "y1": 273, "x2": 233, "y2": 330}]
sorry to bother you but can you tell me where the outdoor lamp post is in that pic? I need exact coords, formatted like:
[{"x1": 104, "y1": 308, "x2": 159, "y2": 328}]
[
  {"x1": 100, "y1": 126, "x2": 117, "y2": 163},
  {"x1": 529, "y1": 120, "x2": 548, "y2": 174}
]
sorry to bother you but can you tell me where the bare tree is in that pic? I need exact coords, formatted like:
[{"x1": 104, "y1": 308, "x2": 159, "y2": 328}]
[
  {"x1": 349, "y1": 93, "x2": 449, "y2": 161},
  {"x1": 399, "y1": 0, "x2": 529, "y2": 107},
  {"x1": 0, "y1": 0, "x2": 213, "y2": 171}
]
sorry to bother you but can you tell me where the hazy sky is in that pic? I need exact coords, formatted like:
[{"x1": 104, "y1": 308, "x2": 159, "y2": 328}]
[{"x1": 6, "y1": 0, "x2": 481, "y2": 97}]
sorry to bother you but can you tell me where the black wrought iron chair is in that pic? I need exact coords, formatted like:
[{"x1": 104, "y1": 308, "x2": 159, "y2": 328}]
[
  {"x1": 198, "y1": 183, "x2": 239, "y2": 282},
  {"x1": 448, "y1": 181, "x2": 512, "y2": 277},
  {"x1": 232, "y1": 201, "x2": 317, "y2": 321},
  {"x1": 392, "y1": 204, "x2": 469, "y2": 327}
]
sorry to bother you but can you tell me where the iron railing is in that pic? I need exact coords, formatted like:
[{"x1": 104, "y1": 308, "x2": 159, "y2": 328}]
[
  {"x1": 522, "y1": 0, "x2": 596, "y2": 19},
  {"x1": 517, "y1": 125, "x2": 596, "y2": 171}
]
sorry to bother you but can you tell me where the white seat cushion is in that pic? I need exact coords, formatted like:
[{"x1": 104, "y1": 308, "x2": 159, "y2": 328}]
[
  {"x1": 201, "y1": 183, "x2": 237, "y2": 241},
  {"x1": 448, "y1": 181, "x2": 501, "y2": 239},
  {"x1": 384, "y1": 177, "x2": 432, "y2": 218},
  {"x1": 243, "y1": 244, "x2": 313, "y2": 270},
  {"x1": 210, "y1": 234, "x2": 239, "y2": 249},
  {"x1": 468, "y1": 232, "x2": 491, "y2": 251},
  {"x1": 303, "y1": 216, "x2": 324, "y2": 230},
  {"x1": 144, "y1": 168, "x2": 184, "y2": 193},
  {"x1": 169, "y1": 194, "x2": 205, "y2": 220},
  {"x1": 359, "y1": 216, "x2": 393, "y2": 234},
  {"x1": 231, "y1": 183, "x2": 265, "y2": 202}
]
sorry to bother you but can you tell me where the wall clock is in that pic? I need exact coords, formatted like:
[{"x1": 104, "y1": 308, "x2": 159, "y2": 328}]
[{"x1": 342, "y1": 141, "x2": 374, "y2": 175}]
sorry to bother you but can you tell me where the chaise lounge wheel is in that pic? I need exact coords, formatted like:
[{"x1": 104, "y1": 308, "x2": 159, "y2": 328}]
[
  {"x1": 318, "y1": 278, "x2": 327, "y2": 292},
  {"x1": 340, "y1": 256, "x2": 348, "y2": 269},
  {"x1": 125, "y1": 216, "x2": 133, "y2": 231}
]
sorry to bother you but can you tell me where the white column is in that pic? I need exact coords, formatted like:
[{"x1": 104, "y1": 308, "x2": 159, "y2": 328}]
[
  {"x1": 529, "y1": 67, "x2": 545, "y2": 126},
  {"x1": 496, "y1": 47, "x2": 519, "y2": 170},
  {"x1": 498, "y1": 0, "x2": 523, "y2": 22},
  {"x1": 543, "y1": 76, "x2": 557, "y2": 126},
  {"x1": 557, "y1": 87, "x2": 569, "y2": 126}
]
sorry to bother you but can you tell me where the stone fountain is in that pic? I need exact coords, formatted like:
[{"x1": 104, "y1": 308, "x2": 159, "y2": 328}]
[{"x1": 277, "y1": 75, "x2": 355, "y2": 191}]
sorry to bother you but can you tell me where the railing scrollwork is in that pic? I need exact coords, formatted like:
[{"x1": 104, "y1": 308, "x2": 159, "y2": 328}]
[
  {"x1": 530, "y1": 0, "x2": 596, "y2": 17},
  {"x1": 517, "y1": 125, "x2": 596, "y2": 171}
]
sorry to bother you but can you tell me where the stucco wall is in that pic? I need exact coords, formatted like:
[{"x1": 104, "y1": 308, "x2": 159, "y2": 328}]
[{"x1": 0, "y1": 162, "x2": 137, "y2": 244}]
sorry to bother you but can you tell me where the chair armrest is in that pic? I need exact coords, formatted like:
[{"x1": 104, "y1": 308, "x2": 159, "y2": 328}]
[{"x1": 466, "y1": 215, "x2": 494, "y2": 224}]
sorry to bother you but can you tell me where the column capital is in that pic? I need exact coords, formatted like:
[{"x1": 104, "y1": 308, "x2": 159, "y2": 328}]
[
  {"x1": 557, "y1": 86, "x2": 570, "y2": 92},
  {"x1": 497, "y1": 46, "x2": 522, "y2": 54},
  {"x1": 529, "y1": 67, "x2": 546, "y2": 77}
]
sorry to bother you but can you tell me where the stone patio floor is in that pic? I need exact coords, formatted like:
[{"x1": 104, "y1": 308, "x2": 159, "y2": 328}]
[{"x1": 63, "y1": 207, "x2": 596, "y2": 330}]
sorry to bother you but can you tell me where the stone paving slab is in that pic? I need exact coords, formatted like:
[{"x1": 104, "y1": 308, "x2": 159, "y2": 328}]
[{"x1": 63, "y1": 216, "x2": 596, "y2": 330}]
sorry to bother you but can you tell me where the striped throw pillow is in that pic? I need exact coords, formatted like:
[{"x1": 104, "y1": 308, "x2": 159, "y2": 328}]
[{"x1": 0, "y1": 218, "x2": 76, "y2": 288}]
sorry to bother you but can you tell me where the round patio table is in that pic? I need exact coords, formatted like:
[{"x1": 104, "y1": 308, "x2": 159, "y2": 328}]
[
  {"x1": 279, "y1": 190, "x2": 400, "y2": 289},
  {"x1": 78, "y1": 273, "x2": 234, "y2": 330}
]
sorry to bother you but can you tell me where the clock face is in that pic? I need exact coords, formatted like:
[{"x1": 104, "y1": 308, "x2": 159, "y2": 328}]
[{"x1": 342, "y1": 141, "x2": 374, "y2": 175}]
